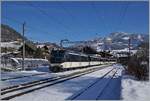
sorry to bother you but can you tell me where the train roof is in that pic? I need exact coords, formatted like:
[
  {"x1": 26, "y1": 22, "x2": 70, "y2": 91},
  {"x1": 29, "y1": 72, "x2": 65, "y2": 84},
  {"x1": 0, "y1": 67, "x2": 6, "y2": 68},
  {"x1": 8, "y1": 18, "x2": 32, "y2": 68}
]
[{"x1": 51, "y1": 49, "x2": 102, "y2": 58}]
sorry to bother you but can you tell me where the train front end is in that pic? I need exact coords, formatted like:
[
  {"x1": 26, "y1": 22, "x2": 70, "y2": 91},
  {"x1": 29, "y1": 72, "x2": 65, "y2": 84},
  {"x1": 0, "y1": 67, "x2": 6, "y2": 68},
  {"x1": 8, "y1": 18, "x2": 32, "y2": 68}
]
[{"x1": 49, "y1": 49, "x2": 65, "y2": 72}]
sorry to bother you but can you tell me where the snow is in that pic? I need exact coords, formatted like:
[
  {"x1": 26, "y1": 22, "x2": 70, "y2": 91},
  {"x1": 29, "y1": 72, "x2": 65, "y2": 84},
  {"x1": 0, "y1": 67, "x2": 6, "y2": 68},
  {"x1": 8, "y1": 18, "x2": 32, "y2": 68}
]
[
  {"x1": 97, "y1": 67, "x2": 122, "y2": 100},
  {"x1": 9, "y1": 58, "x2": 50, "y2": 70},
  {"x1": 8, "y1": 64, "x2": 122, "y2": 101},
  {"x1": 122, "y1": 36, "x2": 129, "y2": 40},
  {"x1": 27, "y1": 66, "x2": 50, "y2": 73},
  {"x1": 70, "y1": 65, "x2": 123, "y2": 100},
  {"x1": 13, "y1": 58, "x2": 49, "y2": 61},
  {"x1": 112, "y1": 48, "x2": 129, "y2": 52},
  {"x1": 106, "y1": 37, "x2": 112, "y2": 41},
  {"x1": 1, "y1": 41, "x2": 21, "y2": 49},
  {"x1": 1, "y1": 71, "x2": 44, "y2": 80},
  {"x1": 2, "y1": 64, "x2": 149, "y2": 101},
  {"x1": 1, "y1": 71, "x2": 54, "y2": 89},
  {"x1": 111, "y1": 49, "x2": 137, "y2": 56},
  {"x1": 121, "y1": 72, "x2": 150, "y2": 101},
  {"x1": 137, "y1": 34, "x2": 143, "y2": 41},
  {"x1": 36, "y1": 44, "x2": 45, "y2": 48},
  {"x1": 68, "y1": 69, "x2": 119, "y2": 100},
  {"x1": 1, "y1": 64, "x2": 111, "y2": 89}
]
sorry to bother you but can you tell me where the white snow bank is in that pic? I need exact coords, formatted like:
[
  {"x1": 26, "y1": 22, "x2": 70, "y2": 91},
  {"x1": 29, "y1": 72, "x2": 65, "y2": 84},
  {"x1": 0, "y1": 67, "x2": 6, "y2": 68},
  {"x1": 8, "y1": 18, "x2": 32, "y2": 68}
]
[{"x1": 122, "y1": 74, "x2": 150, "y2": 101}]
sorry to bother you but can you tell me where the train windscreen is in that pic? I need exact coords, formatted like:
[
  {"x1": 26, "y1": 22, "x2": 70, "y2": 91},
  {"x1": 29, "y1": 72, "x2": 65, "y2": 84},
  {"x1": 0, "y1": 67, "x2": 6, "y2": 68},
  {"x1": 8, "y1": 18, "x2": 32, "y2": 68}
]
[{"x1": 50, "y1": 50, "x2": 65, "y2": 63}]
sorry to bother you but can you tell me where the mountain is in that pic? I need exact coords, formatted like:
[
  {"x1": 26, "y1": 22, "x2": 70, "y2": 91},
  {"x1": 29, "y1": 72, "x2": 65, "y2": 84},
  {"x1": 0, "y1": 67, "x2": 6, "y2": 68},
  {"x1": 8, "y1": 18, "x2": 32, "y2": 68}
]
[
  {"x1": 107, "y1": 32, "x2": 148, "y2": 43},
  {"x1": 1, "y1": 24, "x2": 28, "y2": 42},
  {"x1": 1, "y1": 24, "x2": 148, "y2": 52},
  {"x1": 104, "y1": 32, "x2": 149, "y2": 50},
  {"x1": 68, "y1": 32, "x2": 149, "y2": 51}
]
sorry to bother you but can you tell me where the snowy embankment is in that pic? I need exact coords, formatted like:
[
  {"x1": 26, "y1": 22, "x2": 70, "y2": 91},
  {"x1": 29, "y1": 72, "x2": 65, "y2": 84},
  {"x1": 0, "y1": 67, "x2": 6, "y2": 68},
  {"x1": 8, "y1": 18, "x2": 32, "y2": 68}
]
[{"x1": 121, "y1": 72, "x2": 150, "y2": 101}]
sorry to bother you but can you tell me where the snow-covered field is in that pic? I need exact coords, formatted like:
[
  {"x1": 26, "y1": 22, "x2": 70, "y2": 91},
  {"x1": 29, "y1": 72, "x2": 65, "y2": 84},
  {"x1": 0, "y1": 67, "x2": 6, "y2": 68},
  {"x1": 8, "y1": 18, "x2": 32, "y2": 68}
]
[{"x1": 121, "y1": 72, "x2": 150, "y2": 101}]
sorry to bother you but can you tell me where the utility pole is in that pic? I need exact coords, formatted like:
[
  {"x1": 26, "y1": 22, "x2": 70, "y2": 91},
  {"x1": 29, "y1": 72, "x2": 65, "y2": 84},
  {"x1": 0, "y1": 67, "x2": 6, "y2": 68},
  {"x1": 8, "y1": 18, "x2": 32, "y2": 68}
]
[
  {"x1": 22, "y1": 22, "x2": 25, "y2": 70},
  {"x1": 128, "y1": 37, "x2": 131, "y2": 58}
]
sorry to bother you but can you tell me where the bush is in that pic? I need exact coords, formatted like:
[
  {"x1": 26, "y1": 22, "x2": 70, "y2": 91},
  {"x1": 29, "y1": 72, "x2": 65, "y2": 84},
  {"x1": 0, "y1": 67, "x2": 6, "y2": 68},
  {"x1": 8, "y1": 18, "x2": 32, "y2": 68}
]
[
  {"x1": 127, "y1": 55, "x2": 148, "y2": 80},
  {"x1": 127, "y1": 42, "x2": 149, "y2": 80}
]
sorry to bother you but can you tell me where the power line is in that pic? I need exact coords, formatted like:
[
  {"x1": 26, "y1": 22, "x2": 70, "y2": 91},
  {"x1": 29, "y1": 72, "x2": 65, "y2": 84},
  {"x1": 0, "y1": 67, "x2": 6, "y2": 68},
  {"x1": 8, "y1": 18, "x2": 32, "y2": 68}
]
[
  {"x1": 2, "y1": 17, "x2": 23, "y2": 25},
  {"x1": 117, "y1": 2, "x2": 130, "y2": 30},
  {"x1": 25, "y1": 2, "x2": 74, "y2": 35},
  {"x1": 3, "y1": 17, "x2": 57, "y2": 38},
  {"x1": 91, "y1": 2, "x2": 109, "y2": 33},
  {"x1": 57, "y1": 2, "x2": 77, "y2": 23},
  {"x1": 91, "y1": 2, "x2": 130, "y2": 33},
  {"x1": 57, "y1": 2, "x2": 90, "y2": 38}
]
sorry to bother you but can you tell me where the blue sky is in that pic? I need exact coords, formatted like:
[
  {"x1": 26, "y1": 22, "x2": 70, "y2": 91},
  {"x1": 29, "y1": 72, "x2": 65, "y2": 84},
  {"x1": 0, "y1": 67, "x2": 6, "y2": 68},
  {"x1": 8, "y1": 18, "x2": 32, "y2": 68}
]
[{"x1": 1, "y1": 1, "x2": 149, "y2": 43}]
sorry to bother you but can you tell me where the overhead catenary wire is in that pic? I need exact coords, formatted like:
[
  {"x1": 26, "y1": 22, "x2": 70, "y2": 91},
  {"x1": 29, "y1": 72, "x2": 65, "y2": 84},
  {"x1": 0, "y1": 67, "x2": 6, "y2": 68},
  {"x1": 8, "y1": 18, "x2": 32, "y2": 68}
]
[
  {"x1": 91, "y1": 1, "x2": 130, "y2": 34},
  {"x1": 3, "y1": 2, "x2": 130, "y2": 44},
  {"x1": 91, "y1": 1, "x2": 109, "y2": 34},
  {"x1": 25, "y1": 2, "x2": 74, "y2": 35},
  {"x1": 117, "y1": 2, "x2": 130, "y2": 30},
  {"x1": 57, "y1": 2, "x2": 78, "y2": 23},
  {"x1": 3, "y1": 17, "x2": 58, "y2": 39}
]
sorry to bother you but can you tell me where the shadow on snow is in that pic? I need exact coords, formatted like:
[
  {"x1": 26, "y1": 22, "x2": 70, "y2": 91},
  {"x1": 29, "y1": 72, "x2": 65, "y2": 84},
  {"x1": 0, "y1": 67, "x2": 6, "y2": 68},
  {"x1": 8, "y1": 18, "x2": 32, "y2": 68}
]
[{"x1": 51, "y1": 74, "x2": 122, "y2": 100}]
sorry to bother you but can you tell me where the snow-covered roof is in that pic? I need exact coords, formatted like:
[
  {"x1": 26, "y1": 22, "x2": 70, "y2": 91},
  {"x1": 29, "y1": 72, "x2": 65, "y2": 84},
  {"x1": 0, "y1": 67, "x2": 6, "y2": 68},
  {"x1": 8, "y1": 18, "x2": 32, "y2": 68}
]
[
  {"x1": 1, "y1": 42, "x2": 21, "y2": 49},
  {"x1": 11, "y1": 58, "x2": 49, "y2": 61},
  {"x1": 68, "y1": 52, "x2": 88, "y2": 57},
  {"x1": 122, "y1": 37, "x2": 129, "y2": 40},
  {"x1": 11, "y1": 58, "x2": 20, "y2": 64}
]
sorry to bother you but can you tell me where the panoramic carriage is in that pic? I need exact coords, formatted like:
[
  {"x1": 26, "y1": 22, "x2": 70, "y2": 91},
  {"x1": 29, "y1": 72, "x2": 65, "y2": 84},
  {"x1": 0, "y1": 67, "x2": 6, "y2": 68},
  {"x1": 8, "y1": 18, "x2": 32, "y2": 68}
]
[{"x1": 49, "y1": 49, "x2": 116, "y2": 72}]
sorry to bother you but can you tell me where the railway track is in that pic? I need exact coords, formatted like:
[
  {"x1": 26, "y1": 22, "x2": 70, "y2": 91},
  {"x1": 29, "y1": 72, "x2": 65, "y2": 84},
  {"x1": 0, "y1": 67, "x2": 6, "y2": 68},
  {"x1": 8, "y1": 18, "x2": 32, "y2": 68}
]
[
  {"x1": 96, "y1": 70, "x2": 118, "y2": 100},
  {"x1": 1, "y1": 65, "x2": 104, "y2": 92},
  {"x1": 69, "y1": 68, "x2": 118, "y2": 100},
  {"x1": 1, "y1": 73, "x2": 47, "y2": 81},
  {"x1": 1, "y1": 64, "x2": 113, "y2": 100},
  {"x1": 1, "y1": 64, "x2": 113, "y2": 92}
]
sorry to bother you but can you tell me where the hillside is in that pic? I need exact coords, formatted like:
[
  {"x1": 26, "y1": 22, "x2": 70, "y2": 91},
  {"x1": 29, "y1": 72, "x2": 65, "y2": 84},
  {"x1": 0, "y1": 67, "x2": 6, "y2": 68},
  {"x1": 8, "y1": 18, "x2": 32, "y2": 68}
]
[
  {"x1": 1, "y1": 24, "x2": 37, "y2": 53},
  {"x1": 1, "y1": 24, "x2": 27, "y2": 42}
]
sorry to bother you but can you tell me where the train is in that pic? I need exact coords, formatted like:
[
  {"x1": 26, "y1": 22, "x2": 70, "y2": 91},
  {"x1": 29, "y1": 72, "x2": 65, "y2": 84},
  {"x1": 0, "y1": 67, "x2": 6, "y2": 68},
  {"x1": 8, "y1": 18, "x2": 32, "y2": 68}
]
[{"x1": 49, "y1": 49, "x2": 116, "y2": 72}]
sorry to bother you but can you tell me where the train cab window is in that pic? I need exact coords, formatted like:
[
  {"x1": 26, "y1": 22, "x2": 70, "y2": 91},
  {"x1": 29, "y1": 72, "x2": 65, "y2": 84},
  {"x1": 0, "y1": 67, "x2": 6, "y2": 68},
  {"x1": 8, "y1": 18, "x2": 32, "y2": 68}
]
[{"x1": 50, "y1": 50, "x2": 65, "y2": 63}]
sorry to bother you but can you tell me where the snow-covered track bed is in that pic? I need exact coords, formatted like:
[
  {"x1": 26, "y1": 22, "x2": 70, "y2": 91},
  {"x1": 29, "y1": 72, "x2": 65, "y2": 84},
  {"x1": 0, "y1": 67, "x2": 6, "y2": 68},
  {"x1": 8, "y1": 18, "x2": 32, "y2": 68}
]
[
  {"x1": 1, "y1": 73, "x2": 47, "y2": 81},
  {"x1": 1, "y1": 64, "x2": 112, "y2": 100},
  {"x1": 69, "y1": 68, "x2": 118, "y2": 100}
]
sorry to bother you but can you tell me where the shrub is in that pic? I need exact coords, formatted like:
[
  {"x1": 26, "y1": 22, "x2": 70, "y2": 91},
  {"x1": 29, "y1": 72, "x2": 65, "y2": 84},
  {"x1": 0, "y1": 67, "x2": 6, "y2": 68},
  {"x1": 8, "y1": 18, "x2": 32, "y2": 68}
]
[{"x1": 127, "y1": 42, "x2": 149, "y2": 80}]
